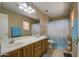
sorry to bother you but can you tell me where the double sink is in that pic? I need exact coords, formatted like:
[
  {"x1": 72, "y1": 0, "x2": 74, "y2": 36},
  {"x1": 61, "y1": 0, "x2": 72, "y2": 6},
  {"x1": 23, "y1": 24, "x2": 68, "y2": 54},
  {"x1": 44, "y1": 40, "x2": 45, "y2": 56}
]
[{"x1": 1, "y1": 36, "x2": 47, "y2": 55}]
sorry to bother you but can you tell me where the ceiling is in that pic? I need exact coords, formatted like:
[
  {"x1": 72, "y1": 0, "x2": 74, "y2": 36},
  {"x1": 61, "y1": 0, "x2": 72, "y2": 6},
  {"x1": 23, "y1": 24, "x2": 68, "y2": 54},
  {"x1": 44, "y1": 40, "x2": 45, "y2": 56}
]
[
  {"x1": 0, "y1": 2, "x2": 1, "y2": 8},
  {"x1": 33, "y1": 2, "x2": 72, "y2": 17},
  {"x1": 1, "y1": 2, "x2": 39, "y2": 20},
  {"x1": 1, "y1": 2, "x2": 72, "y2": 20}
]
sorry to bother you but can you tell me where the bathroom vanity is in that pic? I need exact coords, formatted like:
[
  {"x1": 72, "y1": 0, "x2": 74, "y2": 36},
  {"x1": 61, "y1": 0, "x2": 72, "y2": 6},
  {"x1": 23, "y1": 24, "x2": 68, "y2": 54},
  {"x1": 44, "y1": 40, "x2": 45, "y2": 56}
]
[{"x1": 1, "y1": 36, "x2": 48, "y2": 57}]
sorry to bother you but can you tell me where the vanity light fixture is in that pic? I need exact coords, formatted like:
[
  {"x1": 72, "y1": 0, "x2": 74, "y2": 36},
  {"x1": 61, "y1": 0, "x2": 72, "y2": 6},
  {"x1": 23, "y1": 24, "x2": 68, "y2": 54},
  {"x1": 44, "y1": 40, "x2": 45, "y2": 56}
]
[
  {"x1": 19, "y1": 5, "x2": 24, "y2": 10},
  {"x1": 32, "y1": 9, "x2": 35, "y2": 13},
  {"x1": 24, "y1": 9, "x2": 32, "y2": 14},
  {"x1": 22, "y1": 3, "x2": 27, "y2": 8},
  {"x1": 18, "y1": 2, "x2": 35, "y2": 14},
  {"x1": 28, "y1": 6, "x2": 32, "y2": 10},
  {"x1": 28, "y1": 11, "x2": 32, "y2": 14},
  {"x1": 24, "y1": 8, "x2": 28, "y2": 12}
]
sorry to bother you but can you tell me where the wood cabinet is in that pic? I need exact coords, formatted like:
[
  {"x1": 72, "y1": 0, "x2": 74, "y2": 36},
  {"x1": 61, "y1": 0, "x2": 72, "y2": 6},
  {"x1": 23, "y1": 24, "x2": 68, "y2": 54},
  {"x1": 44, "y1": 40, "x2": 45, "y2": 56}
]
[
  {"x1": 42, "y1": 39, "x2": 48, "y2": 54},
  {"x1": 34, "y1": 41, "x2": 41, "y2": 48},
  {"x1": 42, "y1": 39, "x2": 46, "y2": 53},
  {"x1": 33, "y1": 40, "x2": 42, "y2": 57},
  {"x1": 6, "y1": 38, "x2": 48, "y2": 57},
  {"x1": 23, "y1": 44, "x2": 33, "y2": 57},
  {"x1": 45, "y1": 39, "x2": 48, "y2": 50},
  {"x1": 7, "y1": 49, "x2": 22, "y2": 57},
  {"x1": 34, "y1": 45, "x2": 42, "y2": 57}
]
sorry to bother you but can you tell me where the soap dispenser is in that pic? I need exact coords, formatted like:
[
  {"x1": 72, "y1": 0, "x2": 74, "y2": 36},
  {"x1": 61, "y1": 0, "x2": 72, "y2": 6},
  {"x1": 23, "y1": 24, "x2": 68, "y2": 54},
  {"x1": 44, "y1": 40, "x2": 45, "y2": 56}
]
[{"x1": 2, "y1": 33, "x2": 9, "y2": 45}]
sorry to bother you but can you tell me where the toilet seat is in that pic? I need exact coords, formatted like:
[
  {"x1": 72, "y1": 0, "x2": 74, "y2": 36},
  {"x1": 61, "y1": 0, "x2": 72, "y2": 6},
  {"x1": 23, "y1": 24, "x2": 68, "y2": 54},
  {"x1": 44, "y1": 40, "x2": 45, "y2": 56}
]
[{"x1": 48, "y1": 40, "x2": 54, "y2": 44}]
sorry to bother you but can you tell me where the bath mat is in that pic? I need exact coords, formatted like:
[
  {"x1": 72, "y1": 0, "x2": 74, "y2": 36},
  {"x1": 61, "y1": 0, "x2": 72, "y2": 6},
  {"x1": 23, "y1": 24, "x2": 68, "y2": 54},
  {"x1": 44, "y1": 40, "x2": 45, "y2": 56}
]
[{"x1": 64, "y1": 52, "x2": 72, "y2": 57}]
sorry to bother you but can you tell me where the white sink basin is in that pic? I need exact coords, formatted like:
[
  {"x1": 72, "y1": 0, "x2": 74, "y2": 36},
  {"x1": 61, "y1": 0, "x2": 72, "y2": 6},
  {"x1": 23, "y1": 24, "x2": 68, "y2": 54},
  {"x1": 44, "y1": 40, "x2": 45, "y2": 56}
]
[{"x1": 9, "y1": 42, "x2": 24, "y2": 47}]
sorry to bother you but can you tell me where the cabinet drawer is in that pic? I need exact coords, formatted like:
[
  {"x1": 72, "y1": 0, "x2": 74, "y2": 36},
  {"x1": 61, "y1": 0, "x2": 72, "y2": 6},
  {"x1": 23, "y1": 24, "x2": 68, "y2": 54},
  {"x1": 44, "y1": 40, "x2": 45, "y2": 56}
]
[
  {"x1": 41, "y1": 39, "x2": 46, "y2": 53},
  {"x1": 7, "y1": 49, "x2": 22, "y2": 57},
  {"x1": 34, "y1": 50, "x2": 41, "y2": 57},
  {"x1": 34, "y1": 46, "x2": 42, "y2": 57},
  {"x1": 34, "y1": 45, "x2": 41, "y2": 52},
  {"x1": 45, "y1": 39, "x2": 48, "y2": 49},
  {"x1": 23, "y1": 44, "x2": 33, "y2": 57},
  {"x1": 34, "y1": 41, "x2": 41, "y2": 48}
]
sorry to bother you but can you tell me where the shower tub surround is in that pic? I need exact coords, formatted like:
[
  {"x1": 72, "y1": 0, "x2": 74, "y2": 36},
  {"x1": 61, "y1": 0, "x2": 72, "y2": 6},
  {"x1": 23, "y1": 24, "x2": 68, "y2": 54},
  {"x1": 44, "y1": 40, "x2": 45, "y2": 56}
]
[
  {"x1": 1, "y1": 35, "x2": 48, "y2": 56},
  {"x1": 48, "y1": 19, "x2": 69, "y2": 49}
]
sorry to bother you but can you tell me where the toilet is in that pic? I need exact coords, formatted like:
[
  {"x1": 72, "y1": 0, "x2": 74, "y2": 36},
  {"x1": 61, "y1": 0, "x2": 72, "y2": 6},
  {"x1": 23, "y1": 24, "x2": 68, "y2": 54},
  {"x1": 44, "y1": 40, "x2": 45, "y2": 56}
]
[{"x1": 48, "y1": 40, "x2": 54, "y2": 48}]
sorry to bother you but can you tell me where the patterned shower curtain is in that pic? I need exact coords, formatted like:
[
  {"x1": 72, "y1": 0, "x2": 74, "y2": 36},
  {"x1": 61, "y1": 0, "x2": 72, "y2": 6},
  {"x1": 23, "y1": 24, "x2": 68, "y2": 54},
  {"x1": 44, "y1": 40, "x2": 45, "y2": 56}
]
[{"x1": 48, "y1": 19, "x2": 69, "y2": 49}]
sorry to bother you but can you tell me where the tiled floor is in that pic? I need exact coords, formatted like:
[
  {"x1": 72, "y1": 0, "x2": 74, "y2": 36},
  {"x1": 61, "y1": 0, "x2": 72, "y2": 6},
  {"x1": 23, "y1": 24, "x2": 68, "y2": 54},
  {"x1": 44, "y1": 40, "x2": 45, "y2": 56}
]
[
  {"x1": 51, "y1": 49, "x2": 64, "y2": 57},
  {"x1": 42, "y1": 48, "x2": 64, "y2": 57},
  {"x1": 42, "y1": 44, "x2": 72, "y2": 57}
]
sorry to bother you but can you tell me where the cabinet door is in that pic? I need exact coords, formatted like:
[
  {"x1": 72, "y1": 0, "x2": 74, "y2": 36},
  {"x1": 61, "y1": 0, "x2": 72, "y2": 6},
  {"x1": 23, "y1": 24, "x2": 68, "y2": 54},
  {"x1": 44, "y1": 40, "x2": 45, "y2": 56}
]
[
  {"x1": 23, "y1": 44, "x2": 33, "y2": 57},
  {"x1": 41, "y1": 39, "x2": 48, "y2": 54},
  {"x1": 34, "y1": 45, "x2": 42, "y2": 57},
  {"x1": 41, "y1": 39, "x2": 46, "y2": 53},
  {"x1": 33, "y1": 41, "x2": 42, "y2": 57},
  {"x1": 45, "y1": 39, "x2": 48, "y2": 50},
  {"x1": 7, "y1": 49, "x2": 22, "y2": 57}
]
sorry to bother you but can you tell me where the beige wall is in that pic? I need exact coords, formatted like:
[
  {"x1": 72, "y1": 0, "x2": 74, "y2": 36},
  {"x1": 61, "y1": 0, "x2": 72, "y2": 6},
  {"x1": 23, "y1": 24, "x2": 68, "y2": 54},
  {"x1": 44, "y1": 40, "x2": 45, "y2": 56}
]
[
  {"x1": 0, "y1": 2, "x2": 1, "y2": 12},
  {"x1": 69, "y1": 3, "x2": 78, "y2": 57},
  {"x1": 1, "y1": 6, "x2": 37, "y2": 38},
  {"x1": 77, "y1": 2, "x2": 79, "y2": 57},
  {"x1": 30, "y1": 3, "x2": 48, "y2": 35},
  {"x1": 40, "y1": 15, "x2": 48, "y2": 35},
  {"x1": 36, "y1": 11, "x2": 48, "y2": 35}
]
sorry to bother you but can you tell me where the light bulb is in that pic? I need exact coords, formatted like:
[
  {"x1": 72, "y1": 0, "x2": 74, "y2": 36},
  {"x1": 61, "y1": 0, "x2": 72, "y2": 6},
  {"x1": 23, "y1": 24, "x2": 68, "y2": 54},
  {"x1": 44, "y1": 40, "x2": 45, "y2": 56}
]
[
  {"x1": 22, "y1": 3, "x2": 27, "y2": 7},
  {"x1": 24, "y1": 9, "x2": 28, "y2": 12},
  {"x1": 28, "y1": 6, "x2": 32, "y2": 10},
  {"x1": 28, "y1": 11, "x2": 32, "y2": 14},
  {"x1": 19, "y1": 6, "x2": 24, "y2": 10},
  {"x1": 32, "y1": 9, "x2": 35, "y2": 13}
]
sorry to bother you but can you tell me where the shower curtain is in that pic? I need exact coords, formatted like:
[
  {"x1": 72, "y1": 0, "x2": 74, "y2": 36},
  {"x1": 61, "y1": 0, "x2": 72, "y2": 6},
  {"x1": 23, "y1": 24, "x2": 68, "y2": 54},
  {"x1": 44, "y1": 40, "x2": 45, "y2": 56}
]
[{"x1": 48, "y1": 19, "x2": 69, "y2": 49}]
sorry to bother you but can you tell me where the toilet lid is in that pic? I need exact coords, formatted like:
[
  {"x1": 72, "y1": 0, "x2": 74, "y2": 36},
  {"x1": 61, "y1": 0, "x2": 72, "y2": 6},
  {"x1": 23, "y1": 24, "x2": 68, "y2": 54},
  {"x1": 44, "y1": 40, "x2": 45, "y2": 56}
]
[{"x1": 48, "y1": 40, "x2": 54, "y2": 44}]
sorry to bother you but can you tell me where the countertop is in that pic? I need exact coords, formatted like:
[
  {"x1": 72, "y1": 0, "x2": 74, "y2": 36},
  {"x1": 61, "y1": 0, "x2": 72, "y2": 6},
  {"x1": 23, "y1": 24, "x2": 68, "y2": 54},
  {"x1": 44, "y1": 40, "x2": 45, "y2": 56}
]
[{"x1": 1, "y1": 36, "x2": 48, "y2": 55}]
